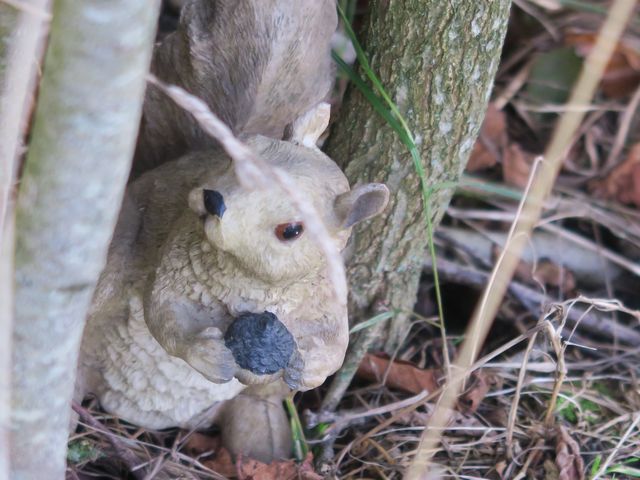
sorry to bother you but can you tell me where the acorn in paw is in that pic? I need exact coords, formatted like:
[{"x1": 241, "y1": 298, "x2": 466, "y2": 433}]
[{"x1": 225, "y1": 312, "x2": 303, "y2": 389}]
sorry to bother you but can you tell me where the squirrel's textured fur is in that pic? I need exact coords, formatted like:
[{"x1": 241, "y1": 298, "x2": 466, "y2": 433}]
[
  {"x1": 134, "y1": 0, "x2": 337, "y2": 175},
  {"x1": 77, "y1": 136, "x2": 389, "y2": 460}
]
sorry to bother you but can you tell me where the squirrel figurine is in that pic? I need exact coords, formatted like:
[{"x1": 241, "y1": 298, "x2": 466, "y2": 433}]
[
  {"x1": 76, "y1": 0, "x2": 389, "y2": 463},
  {"x1": 77, "y1": 109, "x2": 389, "y2": 460},
  {"x1": 133, "y1": 0, "x2": 338, "y2": 176}
]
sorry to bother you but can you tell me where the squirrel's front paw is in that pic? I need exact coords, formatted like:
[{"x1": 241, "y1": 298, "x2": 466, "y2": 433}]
[
  {"x1": 283, "y1": 349, "x2": 304, "y2": 390},
  {"x1": 184, "y1": 328, "x2": 237, "y2": 383}
]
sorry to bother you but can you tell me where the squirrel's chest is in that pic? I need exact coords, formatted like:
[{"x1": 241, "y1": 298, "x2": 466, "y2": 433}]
[
  {"x1": 93, "y1": 294, "x2": 246, "y2": 429},
  {"x1": 158, "y1": 243, "x2": 311, "y2": 322}
]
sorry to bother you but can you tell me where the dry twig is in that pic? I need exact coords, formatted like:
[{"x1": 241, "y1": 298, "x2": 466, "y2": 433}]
[{"x1": 405, "y1": 1, "x2": 638, "y2": 476}]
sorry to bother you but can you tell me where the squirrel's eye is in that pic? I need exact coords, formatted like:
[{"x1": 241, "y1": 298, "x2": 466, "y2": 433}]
[{"x1": 275, "y1": 222, "x2": 304, "y2": 242}]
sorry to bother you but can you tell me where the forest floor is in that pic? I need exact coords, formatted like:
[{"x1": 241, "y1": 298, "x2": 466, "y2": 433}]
[{"x1": 67, "y1": 1, "x2": 640, "y2": 479}]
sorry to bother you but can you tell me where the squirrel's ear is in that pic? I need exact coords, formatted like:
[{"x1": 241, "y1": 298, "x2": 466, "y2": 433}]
[
  {"x1": 188, "y1": 187, "x2": 207, "y2": 216},
  {"x1": 334, "y1": 184, "x2": 390, "y2": 229},
  {"x1": 285, "y1": 102, "x2": 331, "y2": 148}
]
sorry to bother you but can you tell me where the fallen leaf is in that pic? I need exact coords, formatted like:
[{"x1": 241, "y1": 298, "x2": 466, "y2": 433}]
[
  {"x1": 502, "y1": 143, "x2": 536, "y2": 189},
  {"x1": 495, "y1": 460, "x2": 508, "y2": 479},
  {"x1": 356, "y1": 353, "x2": 439, "y2": 395},
  {"x1": 205, "y1": 448, "x2": 237, "y2": 478},
  {"x1": 237, "y1": 452, "x2": 321, "y2": 480},
  {"x1": 458, "y1": 370, "x2": 492, "y2": 414},
  {"x1": 566, "y1": 31, "x2": 640, "y2": 98},
  {"x1": 183, "y1": 432, "x2": 237, "y2": 478},
  {"x1": 554, "y1": 425, "x2": 585, "y2": 480},
  {"x1": 526, "y1": 47, "x2": 583, "y2": 106},
  {"x1": 183, "y1": 432, "x2": 221, "y2": 456},
  {"x1": 467, "y1": 103, "x2": 508, "y2": 172},
  {"x1": 545, "y1": 458, "x2": 561, "y2": 480},
  {"x1": 495, "y1": 247, "x2": 576, "y2": 294},
  {"x1": 533, "y1": 260, "x2": 576, "y2": 294},
  {"x1": 591, "y1": 143, "x2": 640, "y2": 208}
]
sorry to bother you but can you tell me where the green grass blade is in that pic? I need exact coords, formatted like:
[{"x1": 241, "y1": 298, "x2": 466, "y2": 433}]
[
  {"x1": 335, "y1": 5, "x2": 450, "y2": 371},
  {"x1": 284, "y1": 396, "x2": 308, "y2": 461},
  {"x1": 332, "y1": 52, "x2": 405, "y2": 136},
  {"x1": 349, "y1": 311, "x2": 396, "y2": 334},
  {"x1": 607, "y1": 465, "x2": 640, "y2": 477}
]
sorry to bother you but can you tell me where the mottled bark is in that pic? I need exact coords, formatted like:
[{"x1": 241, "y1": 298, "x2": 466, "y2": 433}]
[
  {"x1": 0, "y1": 8, "x2": 15, "y2": 72},
  {"x1": 327, "y1": 1, "x2": 511, "y2": 349},
  {"x1": 10, "y1": 1, "x2": 159, "y2": 479},
  {"x1": 0, "y1": 1, "x2": 50, "y2": 234},
  {"x1": 0, "y1": 10, "x2": 16, "y2": 480}
]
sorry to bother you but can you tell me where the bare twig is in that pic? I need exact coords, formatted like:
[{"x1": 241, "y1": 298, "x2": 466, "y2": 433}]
[
  {"x1": 506, "y1": 328, "x2": 539, "y2": 459},
  {"x1": 405, "y1": 1, "x2": 638, "y2": 476},
  {"x1": 591, "y1": 413, "x2": 640, "y2": 480},
  {"x1": 428, "y1": 257, "x2": 640, "y2": 344},
  {"x1": 307, "y1": 390, "x2": 430, "y2": 435},
  {"x1": 0, "y1": 3, "x2": 50, "y2": 479},
  {"x1": 604, "y1": 81, "x2": 640, "y2": 170},
  {"x1": 72, "y1": 402, "x2": 146, "y2": 480},
  {"x1": 0, "y1": 0, "x2": 50, "y2": 240},
  {"x1": 542, "y1": 320, "x2": 567, "y2": 427},
  {"x1": 0, "y1": 0, "x2": 50, "y2": 18}
]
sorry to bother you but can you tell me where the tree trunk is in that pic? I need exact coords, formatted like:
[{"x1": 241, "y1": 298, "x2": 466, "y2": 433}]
[
  {"x1": 0, "y1": 9, "x2": 16, "y2": 479},
  {"x1": 10, "y1": 1, "x2": 159, "y2": 478},
  {"x1": 327, "y1": 1, "x2": 511, "y2": 349},
  {"x1": 1, "y1": 1, "x2": 50, "y2": 234}
]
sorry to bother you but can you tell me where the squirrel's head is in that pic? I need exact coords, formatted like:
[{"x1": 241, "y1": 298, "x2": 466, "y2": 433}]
[{"x1": 188, "y1": 136, "x2": 389, "y2": 285}]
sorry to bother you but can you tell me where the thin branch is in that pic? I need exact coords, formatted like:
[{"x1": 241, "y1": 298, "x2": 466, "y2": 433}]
[
  {"x1": 10, "y1": 1, "x2": 159, "y2": 478},
  {"x1": 0, "y1": 4, "x2": 51, "y2": 479},
  {"x1": 72, "y1": 402, "x2": 146, "y2": 480}
]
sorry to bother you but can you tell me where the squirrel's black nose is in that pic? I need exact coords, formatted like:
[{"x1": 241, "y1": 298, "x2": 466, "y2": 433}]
[{"x1": 203, "y1": 189, "x2": 226, "y2": 218}]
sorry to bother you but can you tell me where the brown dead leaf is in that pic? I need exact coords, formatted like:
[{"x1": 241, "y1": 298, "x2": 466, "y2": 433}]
[
  {"x1": 183, "y1": 432, "x2": 221, "y2": 456},
  {"x1": 566, "y1": 31, "x2": 640, "y2": 98},
  {"x1": 534, "y1": 260, "x2": 576, "y2": 293},
  {"x1": 357, "y1": 353, "x2": 439, "y2": 395},
  {"x1": 237, "y1": 452, "x2": 321, "y2": 480},
  {"x1": 545, "y1": 458, "x2": 561, "y2": 480},
  {"x1": 459, "y1": 370, "x2": 493, "y2": 414},
  {"x1": 592, "y1": 142, "x2": 640, "y2": 208},
  {"x1": 554, "y1": 425, "x2": 585, "y2": 480},
  {"x1": 183, "y1": 432, "x2": 237, "y2": 478},
  {"x1": 501, "y1": 245, "x2": 576, "y2": 294},
  {"x1": 503, "y1": 143, "x2": 536, "y2": 188},
  {"x1": 467, "y1": 103, "x2": 508, "y2": 172},
  {"x1": 495, "y1": 460, "x2": 508, "y2": 479}
]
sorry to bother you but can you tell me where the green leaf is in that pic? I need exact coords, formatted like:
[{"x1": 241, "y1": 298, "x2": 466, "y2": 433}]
[
  {"x1": 607, "y1": 465, "x2": 640, "y2": 477},
  {"x1": 526, "y1": 48, "x2": 583, "y2": 107},
  {"x1": 67, "y1": 439, "x2": 103, "y2": 464},
  {"x1": 590, "y1": 455, "x2": 602, "y2": 477}
]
